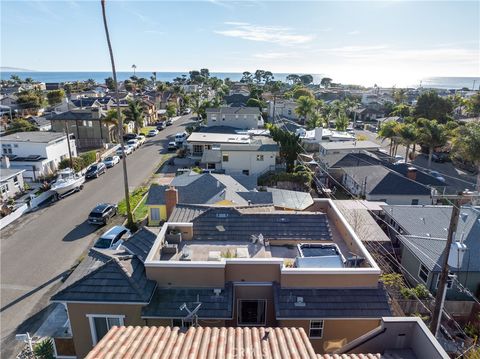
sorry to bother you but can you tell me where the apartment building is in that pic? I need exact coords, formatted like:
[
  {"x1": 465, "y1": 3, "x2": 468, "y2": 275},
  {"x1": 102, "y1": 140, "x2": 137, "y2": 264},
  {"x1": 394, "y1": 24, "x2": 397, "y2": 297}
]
[
  {"x1": 50, "y1": 199, "x2": 391, "y2": 358},
  {"x1": 205, "y1": 107, "x2": 262, "y2": 129}
]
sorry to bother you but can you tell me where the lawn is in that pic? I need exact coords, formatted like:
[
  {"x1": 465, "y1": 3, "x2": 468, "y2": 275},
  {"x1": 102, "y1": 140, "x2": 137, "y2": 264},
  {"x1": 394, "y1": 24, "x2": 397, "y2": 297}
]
[
  {"x1": 133, "y1": 195, "x2": 148, "y2": 221},
  {"x1": 140, "y1": 126, "x2": 156, "y2": 134},
  {"x1": 118, "y1": 186, "x2": 148, "y2": 216}
]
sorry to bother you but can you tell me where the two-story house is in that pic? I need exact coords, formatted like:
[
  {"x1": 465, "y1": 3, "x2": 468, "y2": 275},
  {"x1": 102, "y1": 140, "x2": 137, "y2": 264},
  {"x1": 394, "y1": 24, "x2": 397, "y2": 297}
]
[
  {"x1": 206, "y1": 107, "x2": 262, "y2": 130},
  {"x1": 0, "y1": 157, "x2": 25, "y2": 200},
  {"x1": 49, "y1": 199, "x2": 392, "y2": 358},
  {"x1": 1, "y1": 131, "x2": 77, "y2": 181},
  {"x1": 51, "y1": 108, "x2": 116, "y2": 149}
]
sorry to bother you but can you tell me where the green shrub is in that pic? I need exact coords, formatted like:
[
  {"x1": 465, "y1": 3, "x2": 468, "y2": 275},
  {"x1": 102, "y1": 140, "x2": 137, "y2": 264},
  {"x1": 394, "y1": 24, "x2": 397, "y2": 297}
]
[
  {"x1": 192, "y1": 167, "x2": 203, "y2": 174},
  {"x1": 33, "y1": 338, "x2": 54, "y2": 359},
  {"x1": 380, "y1": 273, "x2": 404, "y2": 289},
  {"x1": 80, "y1": 151, "x2": 97, "y2": 167},
  {"x1": 58, "y1": 157, "x2": 85, "y2": 172},
  {"x1": 258, "y1": 171, "x2": 312, "y2": 187},
  {"x1": 400, "y1": 284, "x2": 430, "y2": 300}
]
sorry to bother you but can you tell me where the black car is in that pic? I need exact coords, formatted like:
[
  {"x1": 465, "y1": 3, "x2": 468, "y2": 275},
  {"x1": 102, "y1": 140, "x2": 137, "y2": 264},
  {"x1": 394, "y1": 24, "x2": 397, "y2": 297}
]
[
  {"x1": 432, "y1": 152, "x2": 449, "y2": 163},
  {"x1": 85, "y1": 162, "x2": 106, "y2": 179},
  {"x1": 88, "y1": 203, "x2": 118, "y2": 225},
  {"x1": 156, "y1": 122, "x2": 166, "y2": 130},
  {"x1": 123, "y1": 133, "x2": 137, "y2": 141}
]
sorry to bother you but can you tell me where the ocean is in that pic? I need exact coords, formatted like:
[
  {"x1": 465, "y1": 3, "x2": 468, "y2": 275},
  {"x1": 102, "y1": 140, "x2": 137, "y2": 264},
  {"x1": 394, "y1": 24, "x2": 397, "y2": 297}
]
[{"x1": 0, "y1": 71, "x2": 478, "y2": 90}]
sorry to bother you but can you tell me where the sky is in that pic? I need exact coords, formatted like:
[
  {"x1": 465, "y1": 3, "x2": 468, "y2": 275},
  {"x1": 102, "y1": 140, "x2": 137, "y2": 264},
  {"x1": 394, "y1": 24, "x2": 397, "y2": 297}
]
[{"x1": 1, "y1": 0, "x2": 479, "y2": 86}]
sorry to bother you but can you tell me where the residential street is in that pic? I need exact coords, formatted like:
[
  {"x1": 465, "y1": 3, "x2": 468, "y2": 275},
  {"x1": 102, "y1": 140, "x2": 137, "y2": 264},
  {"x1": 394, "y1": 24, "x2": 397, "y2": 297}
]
[{"x1": 0, "y1": 116, "x2": 191, "y2": 357}]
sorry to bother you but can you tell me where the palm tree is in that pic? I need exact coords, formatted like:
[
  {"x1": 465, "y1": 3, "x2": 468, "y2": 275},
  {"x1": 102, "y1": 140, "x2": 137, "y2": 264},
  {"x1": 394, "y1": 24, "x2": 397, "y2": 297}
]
[
  {"x1": 378, "y1": 120, "x2": 398, "y2": 156},
  {"x1": 452, "y1": 122, "x2": 480, "y2": 193},
  {"x1": 104, "y1": 109, "x2": 122, "y2": 141},
  {"x1": 125, "y1": 100, "x2": 145, "y2": 134},
  {"x1": 101, "y1": 0, "x2": 133, "y2": 227},
  {"x1": 190, "y1": 92, "x2": 202, "y2": 121},
  {"x1": 397, "y1": 123, "x2": 417, "y2": 162},
  {"x1": 417, "y1": 118, "x2": 448, "y2": 168},
  {"x1": 295, "y1": 96, "x2": 316, "y2": 124},
  {"x1": 131, "y1": 64, "x2": 137, "y2": 76}
]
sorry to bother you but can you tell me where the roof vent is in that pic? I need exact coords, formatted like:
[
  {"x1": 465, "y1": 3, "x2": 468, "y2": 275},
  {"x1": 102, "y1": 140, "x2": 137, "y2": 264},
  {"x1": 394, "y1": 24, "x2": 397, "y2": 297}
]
[
  {"x1": 294, "y1": 297, "x2": 305, "y2": 307},
  {"x1": 213, "y1": 288, "x2": 222, "y2": 296}
]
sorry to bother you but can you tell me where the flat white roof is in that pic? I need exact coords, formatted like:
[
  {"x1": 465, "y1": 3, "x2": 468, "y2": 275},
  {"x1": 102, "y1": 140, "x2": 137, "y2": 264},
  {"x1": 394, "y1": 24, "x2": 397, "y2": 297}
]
[
  {"x1": 187, "y1": 132, "x2": 251, "y2": 144},
  {"x1": 320, "y1": 140, "x2": 380, "y2": 150}
]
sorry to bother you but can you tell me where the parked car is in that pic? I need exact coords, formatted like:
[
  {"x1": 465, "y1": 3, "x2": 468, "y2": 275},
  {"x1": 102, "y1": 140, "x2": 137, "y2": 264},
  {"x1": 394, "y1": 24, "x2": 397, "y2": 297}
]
[
  {"x1": 93, "y1": 225, "x2": 131, "y2": 250},
  {"x1": 429, "y1": 170, "x2": 446, "y2": 183},
  {"x1": 156, "y1": 122, "x2": 166, "y2": 130},
  {"x1": 123, "y1": 133, "x2": 137, "y2": 141},
  {"x1": 115, "y1": 146, "x2": 133, "y2": 158},
  {"x1": 182, "y1": 108, "x2": 191, "y2": 115},
  {"x1": 103, "y1": 155, "x2": 120, "y2": 168},
  {"x1": 126, "y1": 139, "x2": 140, "y2": 150},
  {"x1": 88, "y1": 203, "x2": 118, "y2": 225},
  {"x1": 175, "y1": 132, "x2": 188, "y2": 145},
  {"x1": 166, "y1": 119, "x2": 173, "y2": 126},
  {"x1": 167, "y1": 141, "x2": 178, "y2": 151},
  {"x1": 147, "y1": 129, "x2": 159, "y2": 137},
  {"x1": 432, "y1": 152, "x2": 449, "y2": 163},
  {"x1": 135, "y1": 134, "x2": 146, "y2": 145},
  {"x1": 85, "y1": 162, "x2": 107, "y2": 179}
]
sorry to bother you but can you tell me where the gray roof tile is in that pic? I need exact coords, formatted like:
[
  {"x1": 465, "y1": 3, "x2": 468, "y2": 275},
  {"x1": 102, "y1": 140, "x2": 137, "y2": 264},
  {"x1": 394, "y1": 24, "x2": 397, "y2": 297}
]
[
  {"x1": 122, "y1": 227, "x2": 158, "y2": 263},
  {"x1": 273, "y1": 283, "x2": 391, "y2": 319},
  {"x1": 142, "y1": 283, "x2": 233, "y2": 319}
]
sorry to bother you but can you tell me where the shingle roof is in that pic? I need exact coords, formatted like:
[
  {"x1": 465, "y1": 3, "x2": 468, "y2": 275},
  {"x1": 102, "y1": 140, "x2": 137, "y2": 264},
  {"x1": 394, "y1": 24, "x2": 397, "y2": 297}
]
[
  {"x1": 206, "y1": 106, "x2": 260, "y2": 115},
  {"x1": 122, "y1": 227, "x2": 158, "y2": 263},
  {"x1": 397, "y1": 206, "x2": 480, "y2": 272},
  {"x1": 193, "y1": 207, "x2": 332, "y2": 241},
  {"x1": 237, "y1": 191, "x2": 274, "y2": 205},
  {"x1": 382, "y1": 205, "x2": 452, "y2": 238},
  {"x1": 273, "y1": 283, "x2": 391, "y2": 319},
  {"x1": 267, "y1": 187, "x2": 314, "y2": 210},
  {"x1": 50, "y1": 109, "x2": 105, "y2": 121},
  {"x1": 0, "y1": 167, "x2": 25, "y2": 181},
  {"x1": 70, "y1": 98, "x2": 99, "y2": 107},
  {"x1": 168, "y1": 204, "x2": 209, "y2": 222},
  {"x1": 342, "y1": 165, "x2": 431, "y2": 196},
  {"x1": 145, "y1": 184, "x2": 168, "y2": 205},
  {"x1": 86, "y1": 326, "x2": 319, "y2": 359},
  {"x1": 51, "y1": 249, "x2": 156, "y2": 303},
  {"x1": 142, "y1": 283, "x2": 233, "y2": 319}
]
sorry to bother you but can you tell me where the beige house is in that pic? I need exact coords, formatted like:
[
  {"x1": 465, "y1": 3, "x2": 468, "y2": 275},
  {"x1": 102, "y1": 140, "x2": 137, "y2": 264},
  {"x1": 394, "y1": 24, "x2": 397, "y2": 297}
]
[{"x1": 50, "y1": 200, "x2": 392, "y2": 358}]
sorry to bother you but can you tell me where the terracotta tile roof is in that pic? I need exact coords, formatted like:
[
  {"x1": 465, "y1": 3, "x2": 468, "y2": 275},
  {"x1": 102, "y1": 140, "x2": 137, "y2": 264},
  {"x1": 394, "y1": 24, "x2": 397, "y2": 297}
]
[
  {"x1": 86, "y1": 326, "x2": 319, "y2": 359},
  {"x1": 317, "y1": 355, "x2": 381, "y2": 359}
]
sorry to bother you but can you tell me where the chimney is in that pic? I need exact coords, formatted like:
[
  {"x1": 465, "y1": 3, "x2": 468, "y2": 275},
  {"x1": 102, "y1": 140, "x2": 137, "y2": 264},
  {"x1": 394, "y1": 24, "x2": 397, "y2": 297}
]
[
  {"x1": 165, "y1": 186, "x2": 178, "y2": 219},
  {"x1": 1, "y1": 156, "x2": 10, "y2": 169},
  {"x1": 406, "y1": 167, "x2": 417, "y2": 181}
]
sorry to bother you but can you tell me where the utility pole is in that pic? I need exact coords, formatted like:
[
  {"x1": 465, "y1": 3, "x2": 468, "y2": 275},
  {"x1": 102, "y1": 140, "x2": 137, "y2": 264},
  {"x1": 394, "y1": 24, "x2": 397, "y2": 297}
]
[
  {"x1": 64, "y1": 120, "x2": 74, "y2": 169},
  {"x1": 430, "y1": 192, "x2": 479, "y2": 336}
]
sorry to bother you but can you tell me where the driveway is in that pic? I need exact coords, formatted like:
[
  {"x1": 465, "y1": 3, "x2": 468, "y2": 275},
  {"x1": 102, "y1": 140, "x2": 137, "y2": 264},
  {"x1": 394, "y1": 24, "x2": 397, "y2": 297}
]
[{"x1": 0, "y1": 115, "x2": 194, "y2": 357}]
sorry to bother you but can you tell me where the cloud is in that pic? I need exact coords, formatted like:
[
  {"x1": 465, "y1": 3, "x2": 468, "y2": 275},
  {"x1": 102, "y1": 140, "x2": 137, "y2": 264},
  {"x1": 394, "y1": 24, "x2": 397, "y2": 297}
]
[
  {"x1": 253, "y1": 52, "x2": 299, "y2": 59},
  {"x1": 347, "y1": 30, "x2": 360, "y2": 35},
  {"x1": 215, "y1": 22, "x2": 314, "y2": 45}
]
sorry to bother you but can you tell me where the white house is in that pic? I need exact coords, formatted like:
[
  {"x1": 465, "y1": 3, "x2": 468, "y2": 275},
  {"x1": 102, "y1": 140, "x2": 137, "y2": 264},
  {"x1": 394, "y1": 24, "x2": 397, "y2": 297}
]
[
  {"x1": 206, "y1": 107, "x2": 262, "y2": 130},
  {"x1": 318, "y1": 140, "x2": 382, "y2": 169},
  {"x1": 0, "y1": 158, "x2": 25, "y2": 200},
  {"x1": 1, "y1": 132, "x2": 77, "y2": 181},
  {"x1": 181, "y1": 84, "x2": 199, "y2": 93},
  {"x1": 187, "y1": 132, "x2": 278, "y2": 176},
  {"x1": 268, "y1": 99, "x2": 298, "y2": 120}
]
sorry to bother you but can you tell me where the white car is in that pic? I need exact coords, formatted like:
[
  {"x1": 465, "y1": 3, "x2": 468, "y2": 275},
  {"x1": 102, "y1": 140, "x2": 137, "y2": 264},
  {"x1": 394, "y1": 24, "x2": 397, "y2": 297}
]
[
  {"x1": 429, "y1": 170, "x2": 446, "y2": 183},
  {"x1": 103, "y1": 155, "x2": 120, "y2": 168},
  {"x1": 135, "y1": 134, "x2": 146, "y2": 145},
  {"x1": 126, "y1": 139, "x2": 140, "y2": 150},
  {"x1": 147, "y1": 129, "x2": 159, "y2": 137},
  {"x1": 93, "y1": 225, "x2": 131, "y2": 250},
  {"x1": 167, "y1": 141, "x2": 177, "y2": 151},
  {"x1": 116, "y1": 146, "x2": 133, "y2": 157}
]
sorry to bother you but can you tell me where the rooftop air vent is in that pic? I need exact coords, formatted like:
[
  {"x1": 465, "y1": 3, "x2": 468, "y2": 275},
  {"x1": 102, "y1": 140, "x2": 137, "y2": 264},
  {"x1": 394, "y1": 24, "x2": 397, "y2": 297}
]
[{"x1": 294, "y1": 297, "x2": 305, "y2": 307}]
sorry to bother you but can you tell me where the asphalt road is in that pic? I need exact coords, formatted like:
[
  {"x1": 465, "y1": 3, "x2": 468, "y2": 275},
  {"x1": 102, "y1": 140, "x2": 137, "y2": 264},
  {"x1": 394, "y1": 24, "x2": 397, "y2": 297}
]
[{"x1": 0, "y1": 116, "x2": 192, "y2": 357}]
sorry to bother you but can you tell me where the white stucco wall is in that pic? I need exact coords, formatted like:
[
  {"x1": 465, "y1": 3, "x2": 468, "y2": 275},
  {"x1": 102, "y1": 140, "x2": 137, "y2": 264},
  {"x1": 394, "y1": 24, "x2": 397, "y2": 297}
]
[
  {"x1": 220, "y1": 150, "x2": 276, "y2": 175},
  {"x1": 207, "y1": 113, "x2": 259, "y2": 129}
]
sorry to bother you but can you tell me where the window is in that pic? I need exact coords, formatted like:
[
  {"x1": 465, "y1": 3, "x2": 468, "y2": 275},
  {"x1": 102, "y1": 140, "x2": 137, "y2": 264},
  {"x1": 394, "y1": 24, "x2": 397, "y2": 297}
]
[
  {"x1": 242, "y1": 170, "x2": 250, "y2": 176},
  {"x1": 418, "y1": 264, "x2": 429, "y2": 283},
  {"x1": 238, "y1": 300, "x2": 266, "y2": 326},
  {"x1": 0, "y1": 184, "x2": 8, "y2": 195},
  {"x1": 411, "y1": 199, "x2": 419, "y2": 205},
  {"x1": 193, "y1": 144, "x2": 203, "y2": 154},
  {"x1": 256, "y1": 155, "x2": 264, "y2": 161},
  {"x1": 309, "y1": 320, "x2": 324, "y2": 338},
  {"x1": 150, "y1": 208, "x2": 160, "y2": 221},
  {"x1": 436, "y1": 272, "x2": 454, "y2": 289},
  {"x1": 171, "y1": 319, "x2": 193, "y2": 328},
  {"x1": 207, "y1": 163, "x2": 216, "y2": 169},
  {"x1": 222, "y1": 154, "x2": 229, "y2": 162},
  {"x1": 205, "y1": 145, "x2": 212, "y2": 150},
  {"x1": 13, "y1": 176, "x2": 19, "y2": 187},
  {"x1": 87, "y1": 315, "x2": 124, "y2": 345}
]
